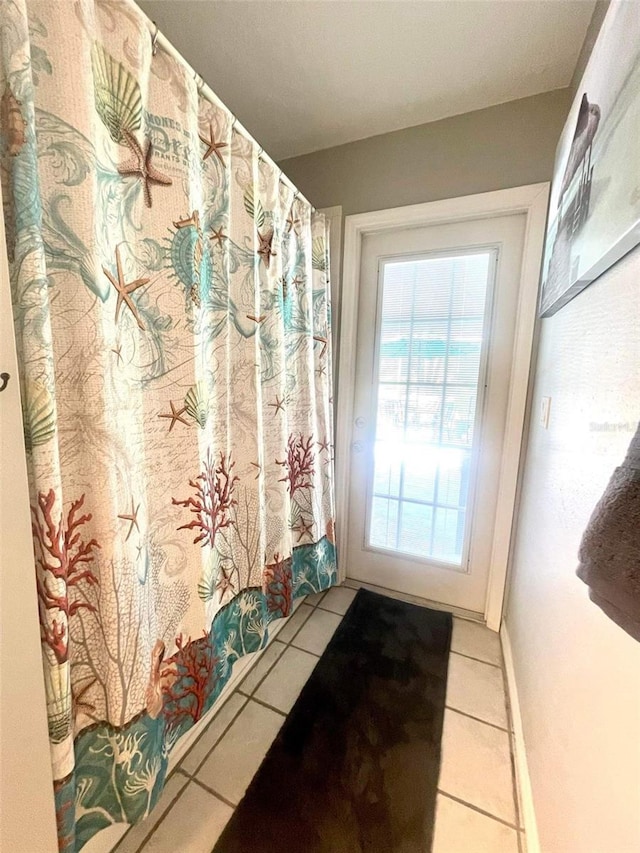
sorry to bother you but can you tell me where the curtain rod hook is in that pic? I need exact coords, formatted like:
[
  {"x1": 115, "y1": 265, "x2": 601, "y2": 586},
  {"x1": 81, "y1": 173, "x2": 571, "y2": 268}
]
[{"x1": 151, "y1": 21, "x2": 159, "y2": 56}]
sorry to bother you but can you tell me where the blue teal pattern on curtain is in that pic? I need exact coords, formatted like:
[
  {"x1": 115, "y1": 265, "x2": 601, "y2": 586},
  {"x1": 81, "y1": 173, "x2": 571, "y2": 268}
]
[{"x1": 0, "y1": 1, "x2": 337, "y2": 849}]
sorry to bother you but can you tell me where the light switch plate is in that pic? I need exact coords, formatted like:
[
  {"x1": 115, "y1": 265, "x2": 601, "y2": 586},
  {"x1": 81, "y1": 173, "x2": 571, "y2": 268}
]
[{"x1": 541, "y1": 396, "x2": 551, "y2": 429}]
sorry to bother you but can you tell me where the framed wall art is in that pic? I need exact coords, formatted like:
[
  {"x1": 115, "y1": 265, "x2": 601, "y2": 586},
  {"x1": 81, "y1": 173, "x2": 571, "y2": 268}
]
[{"x1": 540, "y1": 0, "x2": 640, "y2": 317}]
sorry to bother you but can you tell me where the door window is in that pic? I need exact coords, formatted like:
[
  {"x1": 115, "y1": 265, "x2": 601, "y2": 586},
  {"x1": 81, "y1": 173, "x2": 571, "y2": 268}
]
[{"x1": 368, "y1": 251, "x2": 495, "y2": 567}]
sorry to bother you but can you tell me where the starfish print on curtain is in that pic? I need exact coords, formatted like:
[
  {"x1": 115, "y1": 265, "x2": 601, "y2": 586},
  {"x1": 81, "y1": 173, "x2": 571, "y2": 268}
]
[
  {"x1": 293, "y1": 516, "x2": 314, "y2": 542},
  {"x1": 286, "y1": 206, "x2": 301, "y2": 234},
  {"x1": 117, "y1": 498, "x2": 140, "y2": 541},
  {"x1": 257, "y1": 228, "x2": 276, "y2": 267},
  {"x1": 199, "y1": 122, "x2": 228, "y2": 164},
  {"x1": 215, "y1": 565, "x2": 235, "y2": 601},
  {"x1": 103, "y1": 246, "x2": 152, "y2": 330},
  {"x1": 269, "y1": 395, "x2": 285, "y2": 415},
  {"x1": 118, "y1": 130, "x2": 172, "y2": 208},
  {"x1": 317, "y1": 436, "x2": 331, "y2": 454},
  {"x1": 158, "y1": 401, "x2": 190, "y2": 432},
  {"x1": 210, "y1": 226, "x2": 226, "y2": 246}
]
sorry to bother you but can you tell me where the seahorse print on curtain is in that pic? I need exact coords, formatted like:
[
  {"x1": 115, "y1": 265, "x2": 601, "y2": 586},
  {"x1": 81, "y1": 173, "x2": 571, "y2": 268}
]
[{"x1": 0, "y1": 1, "x2": 337, "y2": 849}]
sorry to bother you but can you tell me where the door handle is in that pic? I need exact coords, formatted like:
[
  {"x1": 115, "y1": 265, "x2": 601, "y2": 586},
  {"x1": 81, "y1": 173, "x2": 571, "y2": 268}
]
[{"x1": 0, "y1": 373, "x2": 9, "y2": 393}]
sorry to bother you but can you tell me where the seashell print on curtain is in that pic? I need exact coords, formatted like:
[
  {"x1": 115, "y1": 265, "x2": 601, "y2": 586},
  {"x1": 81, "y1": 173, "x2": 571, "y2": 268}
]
[{"x1": 0, "y1": 1, "x2": 337, "y2": 849}]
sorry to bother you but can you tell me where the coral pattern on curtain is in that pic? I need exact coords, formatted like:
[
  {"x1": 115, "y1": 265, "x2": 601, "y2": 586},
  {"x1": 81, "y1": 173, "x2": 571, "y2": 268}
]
[{"x1": 0, "y1": 1, "x2": 337, "y2": 849}]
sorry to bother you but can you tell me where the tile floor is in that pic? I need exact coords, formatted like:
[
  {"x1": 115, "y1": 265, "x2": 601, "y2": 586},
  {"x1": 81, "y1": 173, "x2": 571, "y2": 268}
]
[{"x1": 114, "y1": 585, "x2": 524, "y2": 853}]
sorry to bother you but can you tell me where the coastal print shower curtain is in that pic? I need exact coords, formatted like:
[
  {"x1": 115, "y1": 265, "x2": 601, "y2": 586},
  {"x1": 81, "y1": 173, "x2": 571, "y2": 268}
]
[{"x1": 0, "y1": 1, "x2": 337, "y2": 849}]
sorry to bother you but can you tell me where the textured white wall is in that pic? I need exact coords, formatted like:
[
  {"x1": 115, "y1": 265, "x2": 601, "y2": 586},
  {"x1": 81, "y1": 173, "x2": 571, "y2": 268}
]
[{"x1": 506, "y1": 245, "x2": 640, "y2": 852}]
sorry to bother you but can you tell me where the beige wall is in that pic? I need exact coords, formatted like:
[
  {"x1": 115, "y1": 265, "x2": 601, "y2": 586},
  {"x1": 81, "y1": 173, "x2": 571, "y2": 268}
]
[
  {"x1": 506, "y1": 245, "x2": 640, "y2": 852},
  {"x1": 280, "y1": 89, "x2": 570, "y2": 216}
]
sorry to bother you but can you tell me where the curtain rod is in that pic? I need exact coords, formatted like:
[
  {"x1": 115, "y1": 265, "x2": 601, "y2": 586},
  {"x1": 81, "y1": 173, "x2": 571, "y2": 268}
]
[{"x1": 122, "y1": 0, "x2": 316, "y2": 213}]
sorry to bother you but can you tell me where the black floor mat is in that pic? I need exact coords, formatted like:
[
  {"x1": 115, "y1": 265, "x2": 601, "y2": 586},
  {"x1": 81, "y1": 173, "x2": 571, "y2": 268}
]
[{"x1": 213, "y1": 588, "x2": 452, "y2": 853}]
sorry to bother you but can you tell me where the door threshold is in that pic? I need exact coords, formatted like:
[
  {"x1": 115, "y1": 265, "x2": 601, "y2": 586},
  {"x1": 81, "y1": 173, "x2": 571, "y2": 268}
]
[{"x1": 343, "y1": 577, "x2": 485, "y2": 624}]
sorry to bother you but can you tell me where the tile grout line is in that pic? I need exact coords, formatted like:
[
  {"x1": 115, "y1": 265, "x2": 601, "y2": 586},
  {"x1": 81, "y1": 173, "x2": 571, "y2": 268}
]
[
  {"x1": 289, "y1": 639, "x2": 326, "y2": 656},
  {"x1": 141, "y1": 588, "x2": 519, "y2": 852},
  {"x1": 248, "y1": 694, "x2": 289, "y2": 718},
  {"x1": 500, "y1": 649, "x2": 526, "y2": 837},
  {"x1": 133, "y1": 590, "x2": 335, "y2": 852},
  {"x1": 235, "y1": 600, "x2": 337, "y2": 720},
  {"x1": 316, "y1": 595, "x2": 354, "y2": 618},
  {"x1": 235, "y1": 596, "x2": 328, "y2": 698},
  {"x1": 191, "y1": 776, "x2": 238, "y2": 810},
  {"x1": 187, "y1": 595, "x2": 333, "y2": 774},
  {"x1": 180, "y1": 693, "x2": 250, "y2": 779},
  {"x1": 154, "y1": 589, "x2": 521, "y2": 853},
  {"x1": 237, "y1": 597, "x2": 316, "y2": 694},
  {"x1": 235, "y1": 642, "x2": 288, "y2": 698},
  {"x1": 234, "y1": 597, "x2": 315, "y2": 697},
  {"x1": 144, "y1": 590, "x2": 516, "y2": 853},
  {"x1": 216, "y1": 596, "x2": 334, "y2": 711},
  {"x1": 116, "y1": 770, "x2": 191, "y2": 853},
  {"x1": 183, "y1": 592, "x2": 325, "y2": 775},
  {"x1": 511, "y1": 726, "x2": 525, "y2": 853},
  {"x1": 442, "y1": 637, "x2": 523, "y2": 843},
  {"x1": 437, "y1": 788, "x2": 521, "y2": 832},
  {"x1": 317, "y1": 606, "x2": 348, "y2": 616},
  {"x1": 276, "y1": 603, "x2": 316, "y2": 645},
  {"x1": 501, "y1": 650, "x2": 524, "y2": 831},
  {"x1": 445, "y1": 704, "x2": 510, "y2": 733},
  {"x1": 176, "y1": 608, "x2": 306, "y2": 779},
  {"x1": 449, "y1": 648, "x2": 503, "y2": 669},
  {"x1": 182, "y1": 592, "x2": 325, "y2": 778}
]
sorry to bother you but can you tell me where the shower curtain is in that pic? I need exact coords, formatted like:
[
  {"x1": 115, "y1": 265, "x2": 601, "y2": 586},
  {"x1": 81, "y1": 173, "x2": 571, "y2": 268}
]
[{"x1": 0, "y1": 1, "x2": 337, "y2": 849}]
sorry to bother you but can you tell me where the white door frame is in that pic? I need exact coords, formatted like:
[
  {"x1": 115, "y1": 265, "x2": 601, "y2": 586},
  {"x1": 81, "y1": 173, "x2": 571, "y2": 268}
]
[{"x1": 335, "y1": 183, "x2": 550, "y2": 630}]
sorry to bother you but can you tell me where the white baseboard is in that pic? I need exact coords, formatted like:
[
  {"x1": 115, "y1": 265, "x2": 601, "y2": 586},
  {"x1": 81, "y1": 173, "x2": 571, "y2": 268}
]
[{"x1": 501, "y1": 624, "x2": 541, "y2": 853}]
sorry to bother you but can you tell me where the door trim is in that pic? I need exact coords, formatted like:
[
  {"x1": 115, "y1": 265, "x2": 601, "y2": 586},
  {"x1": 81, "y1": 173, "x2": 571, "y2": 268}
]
[{"x1": 335, "y1": 184, "x2": 550, "y2": 630}]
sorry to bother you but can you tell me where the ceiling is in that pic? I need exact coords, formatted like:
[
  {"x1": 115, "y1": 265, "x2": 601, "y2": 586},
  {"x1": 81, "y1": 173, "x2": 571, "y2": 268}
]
[{"x1": 139, "y1": 0, "x2": 596, "y2": 161}]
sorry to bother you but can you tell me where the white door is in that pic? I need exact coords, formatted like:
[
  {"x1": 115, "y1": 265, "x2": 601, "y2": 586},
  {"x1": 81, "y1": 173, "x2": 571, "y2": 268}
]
[{"x1": 346, "y1": 214, "x2": 526, "y2": 614}]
